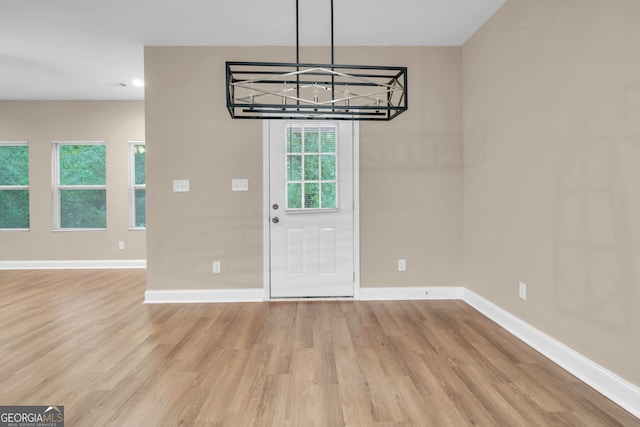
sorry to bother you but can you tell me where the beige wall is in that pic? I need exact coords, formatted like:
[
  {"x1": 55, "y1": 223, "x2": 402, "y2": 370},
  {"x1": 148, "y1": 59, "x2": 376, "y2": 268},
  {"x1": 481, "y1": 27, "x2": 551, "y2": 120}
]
[
  {"x1": 144, "y1": 46, "x2": 463, "y2": 290},
  {"x1": 0, "y1": 101, "x2": 146, "y2": 260},
  {"x1": 463, "y1": 0, "x2": 640, "y2": 386}
]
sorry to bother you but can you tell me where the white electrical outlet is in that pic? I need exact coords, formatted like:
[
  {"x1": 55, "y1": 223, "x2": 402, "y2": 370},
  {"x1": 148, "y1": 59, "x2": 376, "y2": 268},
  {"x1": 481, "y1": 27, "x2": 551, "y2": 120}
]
[
  {"x1": 118, "y1": 241, "x2": 125, "y2": 250},
  {"x1": 398, "y1": 259, "x2": 407, "y2": 272},
  {"x1": 213, "y1": 261, "x2": 221, "y2": 274},
  {"x1": 519, "y1": 282, "x2": 527, "y2": 300}
]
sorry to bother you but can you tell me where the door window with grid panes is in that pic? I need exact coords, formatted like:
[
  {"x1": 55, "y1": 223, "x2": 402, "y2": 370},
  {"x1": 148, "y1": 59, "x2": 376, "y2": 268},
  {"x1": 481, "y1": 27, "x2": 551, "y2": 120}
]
[{"x1": 286, "y1": 126, "x2": 337, "y2": 210}]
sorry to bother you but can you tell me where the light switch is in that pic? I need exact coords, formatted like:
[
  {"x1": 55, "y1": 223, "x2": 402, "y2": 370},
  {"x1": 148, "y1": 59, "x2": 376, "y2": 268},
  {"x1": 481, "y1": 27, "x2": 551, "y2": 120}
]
[
  {"x1": 173, "y1": 179, "x2": 190, "y2": 192},
  {"x1": 232, "y1": 179, "x2": 249, "y2": 192}
]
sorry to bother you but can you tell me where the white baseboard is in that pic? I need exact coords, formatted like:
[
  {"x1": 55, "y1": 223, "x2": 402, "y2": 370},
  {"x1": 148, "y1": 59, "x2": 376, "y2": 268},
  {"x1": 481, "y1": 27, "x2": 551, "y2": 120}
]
[
  {"x1": 0, "y1": 260, "x2": 147, "y2": 269},
  {"x1": 144, "y1": 288, "x2": 264, "y2": 304},
  {"x1": 148, "y1": 286, "x2": 463, "y2": 303},
  {"x1": 359, "y1": 286, "x2": 464, "y2": 301},
  {"x1": 462, "y1": 288, "x2": 640, "y2": 420}
]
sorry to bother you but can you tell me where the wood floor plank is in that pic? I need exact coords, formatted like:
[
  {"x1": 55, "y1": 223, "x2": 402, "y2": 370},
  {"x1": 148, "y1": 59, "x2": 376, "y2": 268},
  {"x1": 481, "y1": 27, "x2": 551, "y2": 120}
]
[{"x1": 0, "y1": 269, "x2": 638, "y2": 426}]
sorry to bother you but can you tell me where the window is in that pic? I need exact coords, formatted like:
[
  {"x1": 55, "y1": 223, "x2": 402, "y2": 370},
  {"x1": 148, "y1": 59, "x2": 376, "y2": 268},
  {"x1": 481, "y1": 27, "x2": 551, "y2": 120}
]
[
  {"x1": 286, "y1": 125, "x2": 337, "y2": 210},
  {"x1": 0, "y1": 142, "x2": 29, "y2": 230},
  {"x1": 129, "y1": 142, "x2": 146, "y2": 229},
  {"x1": 52, "y1": 142, "x2": 106, "y2": 230}
]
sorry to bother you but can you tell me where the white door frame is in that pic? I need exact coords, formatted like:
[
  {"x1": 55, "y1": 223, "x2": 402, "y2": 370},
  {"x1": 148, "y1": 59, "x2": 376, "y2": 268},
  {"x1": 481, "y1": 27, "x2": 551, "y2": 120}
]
[{"x1": 262, "y1": 120, "x2": 360, "y2": 300}]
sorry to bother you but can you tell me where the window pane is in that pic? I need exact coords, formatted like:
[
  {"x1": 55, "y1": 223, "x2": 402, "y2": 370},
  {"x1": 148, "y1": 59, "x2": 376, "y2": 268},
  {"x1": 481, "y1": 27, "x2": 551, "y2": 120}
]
[
  {"x1": 60, "y1": 145, "x2": 106, "y2": 185},
  {"x1": 287, "y1": 128, "x2": 302, "y2": 153},
  {"x1": 304, "y1": 128, "x2": 319, "y2": 152},
  {"x1": 321, "y1": 155, "x2": 336, "y2": 181},
  {"x1": 304, "y1": 155, "x2": 319, "y2": 180},
  {"x1": 0, "y1": 190, "x2": 29, "y2": 228},
  {"x1": 320, "y1": 129, "x2": 336, "y2": 152},
  {"x1": 134, "y1": 145, "x2": 146, "y2": 185},
  {"x1": 321, "y1": 183, "x2": 336, "y2": 208},
  {"x1": 287, "y1": 155, "x2": 302, "y2": 181},
  {"x1": 304, "y1": 183, "x2": 319, "y2": 208},
  {"x1": 0, "y1": 145, "x2": 29, "y2": 185},
  {"x1": 60, "y1": 189, "x2": 106, "y2": 229},
  {"x1": 135, "y1": 188, "x2": 146, "y2": 228},
  {"x1": 287, "y1": 183, "x2": 302, "y2": 209}
]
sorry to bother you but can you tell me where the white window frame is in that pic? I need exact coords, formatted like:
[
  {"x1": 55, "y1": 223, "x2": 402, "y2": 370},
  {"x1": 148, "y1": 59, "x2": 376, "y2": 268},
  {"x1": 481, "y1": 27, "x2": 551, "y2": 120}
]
[
  {"x1": 128, "y1": 141, "x2": 146, "y2": 230},
  {"x1": 52, "y1": 141, "x2": 107, "y2": 231},
  {"x1": 0, "y1": 141, "x2": 29, "y2": 231}
]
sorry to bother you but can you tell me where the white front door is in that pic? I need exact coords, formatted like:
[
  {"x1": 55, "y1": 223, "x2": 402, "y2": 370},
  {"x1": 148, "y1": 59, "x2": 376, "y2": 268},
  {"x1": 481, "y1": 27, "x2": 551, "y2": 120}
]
[{"x1": 266, "y1": 120, "x2": 356, "y2": 298}]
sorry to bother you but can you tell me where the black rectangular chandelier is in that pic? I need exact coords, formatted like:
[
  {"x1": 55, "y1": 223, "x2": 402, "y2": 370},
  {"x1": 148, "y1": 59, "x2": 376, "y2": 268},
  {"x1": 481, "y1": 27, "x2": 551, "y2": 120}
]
[{"x1": 226, "y1": 1, "x2": 408, "y2": 121}]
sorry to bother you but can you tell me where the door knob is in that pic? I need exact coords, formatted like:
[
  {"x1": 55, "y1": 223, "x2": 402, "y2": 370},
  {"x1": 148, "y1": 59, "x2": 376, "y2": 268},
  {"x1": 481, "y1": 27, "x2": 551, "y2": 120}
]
[{"x1": 272, "y1": 216, "x2": 280, "y2": 224}]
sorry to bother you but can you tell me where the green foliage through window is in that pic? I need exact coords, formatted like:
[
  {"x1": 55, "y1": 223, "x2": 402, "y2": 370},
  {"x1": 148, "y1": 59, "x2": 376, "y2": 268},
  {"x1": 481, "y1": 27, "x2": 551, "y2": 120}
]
[
  {"x1": 0, "y1": 143, "x2": 29, "y2": 229},
  {"x1": 134, "y1": 145, "x2": 146, "y2": 185},
  {"x1": 60, "y1": 189, "x2": 106, "y2": 228},
  {"x1": 134, "y1": 189, "x2": 146, "y2": 228},
  {"x1": 55, "y1": 143, "x2": 106, "y2": 230},
  {"x1": 286, "y1": 126, "x2": 337, "y2": 210},
  {"x1": 0, "y1": 145, "x2": 29, "y2": 185},
  {"x1": 60, "y1": 145, "x2": 106, "y2": 185},
  {"x1": 0, "y1": 190, "x2": 29, "y2": 229},
  {"x1": 131, "y1": 143, "x2": 146, "y2": 228}
]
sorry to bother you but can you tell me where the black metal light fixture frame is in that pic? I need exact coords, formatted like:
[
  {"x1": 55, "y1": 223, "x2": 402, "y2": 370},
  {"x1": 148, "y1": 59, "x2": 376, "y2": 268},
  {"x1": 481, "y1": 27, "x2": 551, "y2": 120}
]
[{"x1": 226, "y1": 0, "x2": 408, "y2": 121}]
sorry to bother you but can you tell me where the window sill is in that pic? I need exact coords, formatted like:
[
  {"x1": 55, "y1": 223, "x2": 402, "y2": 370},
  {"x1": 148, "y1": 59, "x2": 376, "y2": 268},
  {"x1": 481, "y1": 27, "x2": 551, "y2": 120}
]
[{"x1": 52, "y1": 228, "x2": 107, "y2": 232}]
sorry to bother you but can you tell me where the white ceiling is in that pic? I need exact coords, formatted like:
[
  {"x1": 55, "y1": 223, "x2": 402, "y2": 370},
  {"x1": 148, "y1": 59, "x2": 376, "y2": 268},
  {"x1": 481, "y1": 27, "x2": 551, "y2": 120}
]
[{"x1": 0, "y1": 0, "x2": 506, "y2": 100}]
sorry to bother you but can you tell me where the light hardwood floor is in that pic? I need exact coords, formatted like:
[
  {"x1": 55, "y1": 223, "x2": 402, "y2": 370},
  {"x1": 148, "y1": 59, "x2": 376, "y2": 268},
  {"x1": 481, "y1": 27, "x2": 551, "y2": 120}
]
[{"x1": 0, "y1": 269, "x2": 637, "y2": 426}]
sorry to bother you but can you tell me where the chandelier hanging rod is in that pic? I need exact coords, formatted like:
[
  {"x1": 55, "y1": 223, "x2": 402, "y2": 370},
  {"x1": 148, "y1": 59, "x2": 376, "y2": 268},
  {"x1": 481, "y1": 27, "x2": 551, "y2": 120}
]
[{"x1": 295, "y1": 0, "x2": 336, "y2": 97}]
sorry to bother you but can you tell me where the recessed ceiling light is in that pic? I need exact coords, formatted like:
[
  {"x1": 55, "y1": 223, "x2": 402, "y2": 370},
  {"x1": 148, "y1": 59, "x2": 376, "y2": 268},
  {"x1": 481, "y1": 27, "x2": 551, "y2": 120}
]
[{"x1": 132, "y1": 79, "x2": 144, "y2": 87}]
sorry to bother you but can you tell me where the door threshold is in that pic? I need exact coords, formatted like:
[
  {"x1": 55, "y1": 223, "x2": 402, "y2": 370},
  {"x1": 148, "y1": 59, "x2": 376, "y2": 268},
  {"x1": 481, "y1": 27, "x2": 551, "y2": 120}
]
[{"x1": 268, "y1": 296, "x2": 355, "y2": 302}]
